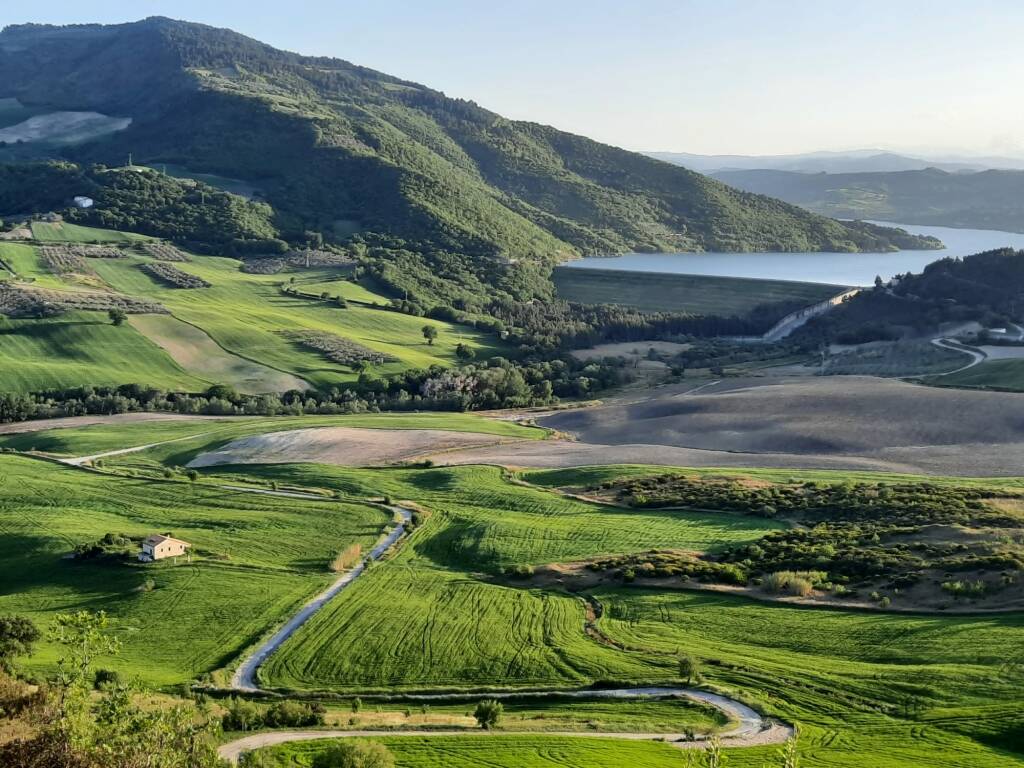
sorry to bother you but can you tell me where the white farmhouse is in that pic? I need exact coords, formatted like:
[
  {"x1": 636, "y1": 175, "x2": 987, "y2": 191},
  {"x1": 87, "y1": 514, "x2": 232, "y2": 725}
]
[
  {"x1": 139, "y1": 534, "x2": 190, "y2": 562},
  {"x1": 72, "y1": 196, "x2": 94, "y2": 208}
]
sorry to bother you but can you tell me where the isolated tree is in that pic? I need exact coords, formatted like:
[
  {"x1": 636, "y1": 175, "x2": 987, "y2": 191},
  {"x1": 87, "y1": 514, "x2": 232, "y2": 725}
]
[
  {"x1": 873, "y1": 274, "x2": 884, "y2": 290},
  {"x1": 108, "y1": 308, "x2": 127, "y2": 326},
  {"x1": 455, "y1": 342, "x2": 474, "y2": 361},
  {"x1": 0, "y1": 615, "x2": 39, "y2": 670},
  {"x1": 186, "y1": 469, "x2": 199, "y2": 483},
  {"x1": 473, "y1": 699, "x2": 503, "y2": 730},
  {"x1": 312, "y1": 741, "x2": 394, "y2": 768},
  {"x1": 421, "y1": 325, "x2": 438, "y2": 345},
  {"x1": 678, "y1": 652, "x2": 701, "y2": 685}
]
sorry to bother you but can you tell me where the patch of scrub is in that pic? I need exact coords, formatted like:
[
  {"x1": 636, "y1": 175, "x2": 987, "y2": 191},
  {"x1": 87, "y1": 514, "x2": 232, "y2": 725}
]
[
  {"x1": 0, "y1": 111, "x2": 131, "y2": 145},
  {"x1": 130, "y1": 314, "x2": 309, "y2": 394}
]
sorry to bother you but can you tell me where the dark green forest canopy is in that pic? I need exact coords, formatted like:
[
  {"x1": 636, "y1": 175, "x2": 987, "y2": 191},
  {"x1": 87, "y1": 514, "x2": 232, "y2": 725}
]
[{"x1": 0, "y1": 18, "x2": 938, "y2": 301}]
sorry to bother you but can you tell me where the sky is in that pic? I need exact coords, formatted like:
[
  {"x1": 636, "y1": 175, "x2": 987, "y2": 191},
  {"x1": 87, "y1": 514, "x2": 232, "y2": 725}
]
[{"x1": 3, "y1": 0, "x2": 1024, "y2": 157}]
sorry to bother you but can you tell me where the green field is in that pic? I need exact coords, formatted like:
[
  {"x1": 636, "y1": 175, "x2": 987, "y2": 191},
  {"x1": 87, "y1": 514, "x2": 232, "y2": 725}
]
[
  {"x1": 0, "y1": 242, "x2": 68, "y2": 288},
  {"x1": 258, "y1": 736, "x2": 701, "y2": 768},
  {"x1": 88, "y1": 252, "x2": 504, "y2": 389},
  {"x1": 0, "y1": 311, "x2": 211, "y2": 392},
  {"x1": 935, "y1": 358, "x2": 1024, "y2": 392},
  {"x1": 30, "y1": 221, "x2": 152, "y2": 243},
  {"x1": 0, "y1": 231, "x2": 508, "y2": 393},
  {"x1": 0, "y1": 412, "x2": 546, "y2": 458},
  {"x1": 0, "y1": 454, "x2": 389, "y2": 686},
  {"x1": 552, "y1": 266, "x2": 845, "y2": 316}
]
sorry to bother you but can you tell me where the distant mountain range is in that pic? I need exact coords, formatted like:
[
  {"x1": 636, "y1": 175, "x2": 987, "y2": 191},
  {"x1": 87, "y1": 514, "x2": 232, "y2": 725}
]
[
  {"x1": 0, "y1": 18, "x2": 938, "y2": 303},
  {"x1": 711, "y1": 167, "x2": 1024, "y2": 234},
  {"x1": 646, "y1": 149, "x2": 1024, "y2": 175}
]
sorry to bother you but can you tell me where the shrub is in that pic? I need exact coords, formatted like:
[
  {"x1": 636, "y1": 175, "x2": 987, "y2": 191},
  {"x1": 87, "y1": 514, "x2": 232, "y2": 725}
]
[
  {"x1": 93, "y1": 668, "x2": 121, "y2": 690},
  {"x1": 312, "y1": 741, "x2": 394, "y2": 768},
  {"x1": 763, "y1": 570, "x2": 826, "y2": 597},
  {"x1": 473, "y1": 699, "x2": 503, "y2": 730}
]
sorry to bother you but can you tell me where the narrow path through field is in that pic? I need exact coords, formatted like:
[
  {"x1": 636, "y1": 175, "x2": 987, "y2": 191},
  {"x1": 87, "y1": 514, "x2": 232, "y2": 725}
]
[
  {"x1": 231, "y1": 504, "x2": 412, "y2": 691},
  {"x1": 930, "y1": 337, "x2": 986, "y2": 375}
]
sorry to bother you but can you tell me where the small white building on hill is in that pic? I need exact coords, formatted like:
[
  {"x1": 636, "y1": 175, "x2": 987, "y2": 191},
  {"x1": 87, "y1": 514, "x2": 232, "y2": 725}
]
[{"x1": 139, "y1": 534, "x2": 190, "y2": 562}]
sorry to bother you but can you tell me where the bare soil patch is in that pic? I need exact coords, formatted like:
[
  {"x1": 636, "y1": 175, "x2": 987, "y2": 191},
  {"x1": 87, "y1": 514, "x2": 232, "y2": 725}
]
[
  {"x1": 188, "y1": 427, "x2": 523, "y2": 468},
  {"x1": 571, "y1": 340, "x2": 691, "y2": 361},
  {"x1": 0, "y1": 413, "x2": 232, "y2": 436},
  {"x1": 525, "y1": 376, "x2": 1024, "y2": 476}
]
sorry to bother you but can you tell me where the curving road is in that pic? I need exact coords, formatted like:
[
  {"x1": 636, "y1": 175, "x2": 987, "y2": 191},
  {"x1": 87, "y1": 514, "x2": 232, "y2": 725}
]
[
  {"x1": 54, "y1": 439, "x2": 790, "y2": 761},
  {"x1": 231, "y1": 505, "x2": 412, "y2": 691},
  {"x1": 930, "y1": 337, "x2": 987, "y2": 375}
]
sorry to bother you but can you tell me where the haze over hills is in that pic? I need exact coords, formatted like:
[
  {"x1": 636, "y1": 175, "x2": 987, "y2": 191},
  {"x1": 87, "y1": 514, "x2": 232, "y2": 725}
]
[
  {"x1": 647, "y1": 149, "x2": 1024, "y2": 175},
  {"x1": 0, "y1": 17, "x2": 938, "y2": 302},
  {"x1": 713, "y1": 167, "x2": 1024, "y2": 234}
]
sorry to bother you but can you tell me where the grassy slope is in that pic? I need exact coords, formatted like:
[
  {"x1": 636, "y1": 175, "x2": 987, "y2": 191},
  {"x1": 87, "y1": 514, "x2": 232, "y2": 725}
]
[
  {"x1": 0, "y1": 412, "x2": 546, "y2": 457},
  {"x1": 552, "y1": 267, "x2": 845, "y2": 316},
  {"x1": 0, "y1": 242, "x2": 67, "y2": 288},
  {"x1": 596, "y1": 589, "x2": 1024, "y2": 767},
  {"x1": 222, "y1": 464, "x2": 780, "y2": 690},
  {"x1": 935, "y1": 359, "x2": 1024, "y2": 392},
  {"x1": 0, "y1": 454, "x2": 389, "y2": 686},
  {"x1": 0, "y1": 311, "x2": 210, "y2": 392},
  {"x1": 89, "y1": 253, "x2": 505, "y2": 389},
  {"x1": 30, "y1": 221, "x2": 152, "y2": 243},
  {"x1": 261, "y1": 736, "x2": 696, "y2": 768},
  {"x1": 213, "y1": 459, "x2": 1024, "y2": 767}
]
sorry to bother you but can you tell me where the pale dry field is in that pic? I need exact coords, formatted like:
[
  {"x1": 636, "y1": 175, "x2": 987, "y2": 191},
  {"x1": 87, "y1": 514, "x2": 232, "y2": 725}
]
[{"x1": 187, "y1": 426, "x2": 519, "y2": 468}]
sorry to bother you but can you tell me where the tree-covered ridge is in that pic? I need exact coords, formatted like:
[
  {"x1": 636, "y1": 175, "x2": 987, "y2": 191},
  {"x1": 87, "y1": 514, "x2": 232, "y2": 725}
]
[
  {"x1": 797, "y1": 247, "x2": 1024, "y2": 342},
  {"x1": 0, "y1": 18, "x2": 939, "y2": 302},
  {"x1": 0, "y1": 162, "x2": 282, "y2": 254}
]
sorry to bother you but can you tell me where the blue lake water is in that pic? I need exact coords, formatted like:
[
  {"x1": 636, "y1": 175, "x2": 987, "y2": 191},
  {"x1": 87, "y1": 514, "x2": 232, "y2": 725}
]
[{"x1": 562, "y1": 222, "x2": 1024, "y2": 286}]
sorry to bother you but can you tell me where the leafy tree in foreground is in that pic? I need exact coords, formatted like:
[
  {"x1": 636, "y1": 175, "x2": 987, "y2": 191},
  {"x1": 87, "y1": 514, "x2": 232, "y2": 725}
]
[
  {"x1": 311, "y1": 740, "x2": 394, "y2": 768},
  {"x1": 107, "y1": 308, "x2": 127, "y2": 326},
  {"x1": 473, "y1": 699, "x2": 503, "y2": 730},
  {"x1": 421, "y1": 325, "x2": 438, "y2": 346}
]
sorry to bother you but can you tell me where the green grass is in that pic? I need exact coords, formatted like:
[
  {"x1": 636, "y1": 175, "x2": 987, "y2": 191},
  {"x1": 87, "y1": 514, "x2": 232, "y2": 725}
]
[
  {"x1": 257, "y1": 736, "x2": 695, "y2": 768},
  {"x1": 0, "y1": 242, "x2": 67, "y2": 288},
  {"x1": 206, "y1": 464, "x2": 781, "y2": 571},
  {"x1": 0, "y1": 454, "x2": 389, "y2": 687},
  {"x1": 936, "y1": 358, "x2": 1024, "y2": 392},
  {"x1": 594, "y1": 589, "x2": 1024, "y2": 767},
  {"x1": 0, "y1": 412, "x2": 547, "y2": 458},
  {"x1": 0, "y1": 311, "x2": 210, "y2": 393},
  {"x1": 29, "y1": 221, "x2": 152, "y2": 243},
  {"x1": 88, "y1": 252, "x2": 507, "y2": 389},
  {"x1": 552, "y1": 266, "x2": 845, "y2": 316}
]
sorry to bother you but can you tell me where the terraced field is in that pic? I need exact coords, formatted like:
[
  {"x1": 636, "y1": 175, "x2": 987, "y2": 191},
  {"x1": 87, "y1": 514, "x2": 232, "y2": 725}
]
[{"x1": 0, "y1": 454, "x2": 389, "y2": 686}]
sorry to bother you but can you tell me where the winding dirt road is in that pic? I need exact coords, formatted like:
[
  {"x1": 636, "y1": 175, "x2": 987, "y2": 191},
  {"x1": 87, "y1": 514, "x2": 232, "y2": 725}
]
[{"x1": 53, "y1": 436, "x2": 790, "y2": 762}]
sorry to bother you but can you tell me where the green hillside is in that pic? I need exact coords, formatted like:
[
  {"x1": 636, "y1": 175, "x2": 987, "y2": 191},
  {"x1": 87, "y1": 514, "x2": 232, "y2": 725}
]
[{"x1": 0, "y1": 18, "x2": 938, "y2": 304}]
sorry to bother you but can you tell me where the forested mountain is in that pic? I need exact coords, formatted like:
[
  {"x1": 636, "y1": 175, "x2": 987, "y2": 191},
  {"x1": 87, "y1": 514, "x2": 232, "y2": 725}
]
[
  {"x1": 0, "y1": 18, "x2": 936, "y2": 301},
  {"x1": 714, "y1": 167, "x2": 1024, "y2": 234}
]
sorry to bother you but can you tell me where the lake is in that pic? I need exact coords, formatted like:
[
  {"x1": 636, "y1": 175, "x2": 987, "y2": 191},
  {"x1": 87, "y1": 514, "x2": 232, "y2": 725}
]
[{"x1": 562, "y1": 222, "x2": 1024, "y2": 286}]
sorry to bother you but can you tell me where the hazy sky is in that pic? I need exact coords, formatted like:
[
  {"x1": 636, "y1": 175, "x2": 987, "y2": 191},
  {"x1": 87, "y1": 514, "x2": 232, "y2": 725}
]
[{"x1": 3, "y1": 0, "x2": 1023, "y2": 156}]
